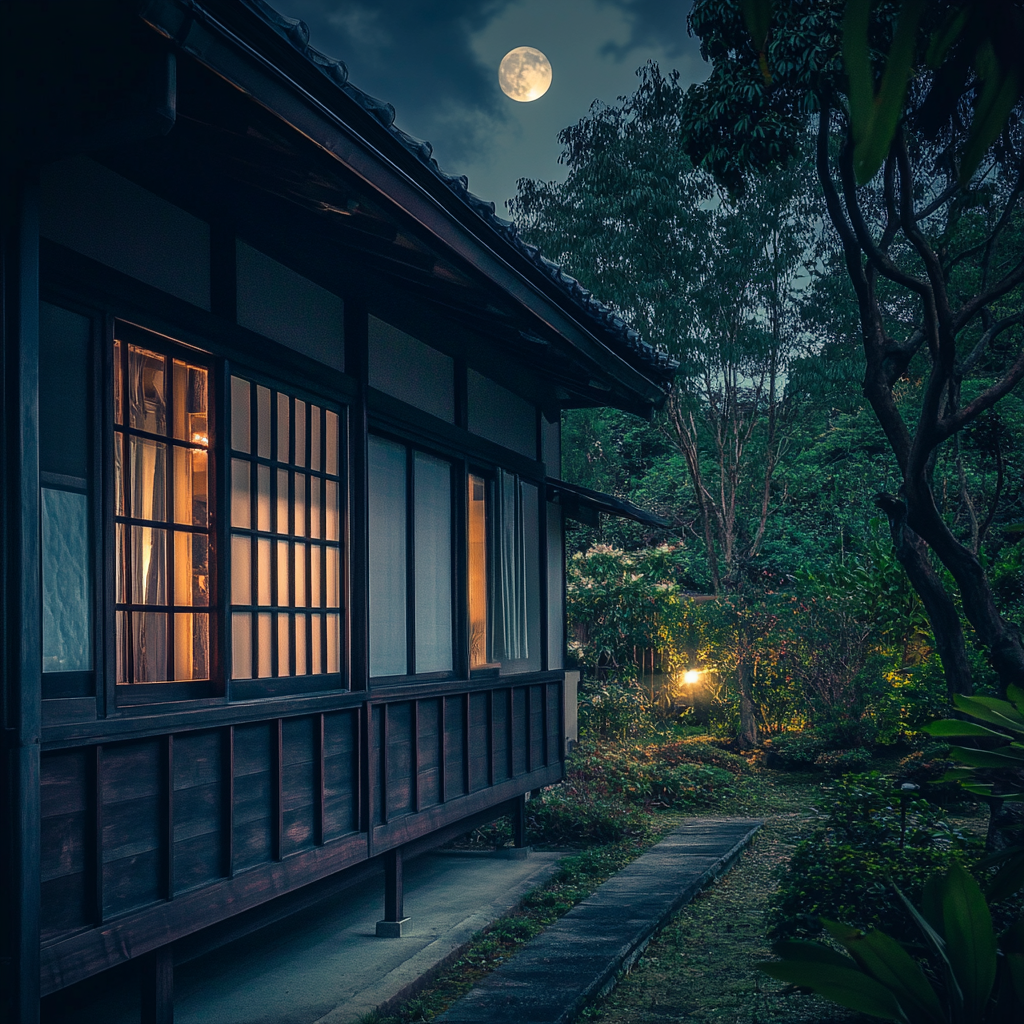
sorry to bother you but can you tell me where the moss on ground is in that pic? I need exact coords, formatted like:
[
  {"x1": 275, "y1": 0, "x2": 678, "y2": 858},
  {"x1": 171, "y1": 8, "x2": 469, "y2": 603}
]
[{"x1": 581, "y1": 768, "x2": 871, "y2": 1024}]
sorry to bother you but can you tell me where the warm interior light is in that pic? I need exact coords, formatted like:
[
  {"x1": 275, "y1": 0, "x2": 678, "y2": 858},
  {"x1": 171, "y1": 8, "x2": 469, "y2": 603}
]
[
  {"x1": 468, "y1": 474, "x2": 493, "y2": 669},
  {"x1": 683, "y1": 669, "x2": 700, "y2": 685},
  {"x1": 191, "y1": 432, "x2": 209, "y2": 447}
]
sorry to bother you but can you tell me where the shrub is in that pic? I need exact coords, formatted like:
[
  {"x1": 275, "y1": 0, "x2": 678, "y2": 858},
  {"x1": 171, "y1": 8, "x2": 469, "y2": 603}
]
[
  {"x1": 648, "y1": 762, "x2": 734, "y2": 808},
  {"x1": 526, "y1": 792, "x2": 648, "y2": 845},
  {"x1": 897, "y1": 743, "x2": 964, "y2": 805},
  {"x1": 813, "y1": 747, "x2": 872, "y2": 776},
  {"x1": 578, "y1": 679, "x2": 655, "y2": 741},
  {"x1": 768, "y1": 772, "x2": 979, "y2": 944},
  {"x1": 763, "y1": 732, "x2": 828, "y2": 770},
  {"x1": 650, "y1": 737, "x2": 750, "y2": 775}
]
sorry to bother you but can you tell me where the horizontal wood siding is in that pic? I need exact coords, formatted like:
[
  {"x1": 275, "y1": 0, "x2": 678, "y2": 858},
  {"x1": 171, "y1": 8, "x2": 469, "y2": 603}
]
[
  {"x1": 370, "y1": 705, "x2": 383, "y2": 826},
  {"x1": 173, "y1": 730, "x2": 224, "y2": 894},
  {"x1": 386, "y1": 702, "x2": 414, "y2": 819},
  {"x1": 102, "y1": 740, "x2": 163, "y2": 918},
  {"x1": 40, "y1": 749, "x2": 92, "y2": 943},
  {"x1": 529, "y1": 685, "x2": 545, "y2": 772},
  {"x1": 416, "y1": 698, "x2": 441, "y2": 809},
  {"x1": 491, "y1": 689, "x2": 510, "y2": 784},
  {"x1": 232, "y1": 723, "x2": 274, "y2": 872},
  {"x1": 468, "y1": 692, "x2": 489, "y2": 792},
  {"x1": 281, "y1": 716, "x2": 317, "y2": 855},
  {"x1": 322, "y1": 711, "x2": 358, "y2": 839},
  {"x1": 511, "y1": 687, "x2": 527, "y2": 777},
  {"x1": 443, "y1": 695, "x2": 465, "y2": 800},
  {"x1": 546, "y1": 683, "x2": 561, "y2": 765}
]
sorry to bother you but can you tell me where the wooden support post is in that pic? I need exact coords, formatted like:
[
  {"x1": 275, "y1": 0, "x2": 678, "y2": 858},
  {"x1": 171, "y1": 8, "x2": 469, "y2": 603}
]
[
  {"x1": 376, "y1": 847, "x2": 409, "y2": 937},
  {"x1": 512, "y1": 793, "x2": 527, "y2": 848},
  {"x1": 502, "y1": 792, "x2": 530, "y2": 860},
  {"x1": 140, "y1": 946, "x2": 173, "y2": 1024}
]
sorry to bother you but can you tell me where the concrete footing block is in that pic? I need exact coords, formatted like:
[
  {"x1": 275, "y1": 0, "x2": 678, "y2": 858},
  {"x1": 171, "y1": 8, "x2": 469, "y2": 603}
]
[
  {"x1": 376, "y1": 918, "x2": 411, "y2": 938},
  {"x1": 497, "y1": 847, "x2": 531, "y2": 861}
]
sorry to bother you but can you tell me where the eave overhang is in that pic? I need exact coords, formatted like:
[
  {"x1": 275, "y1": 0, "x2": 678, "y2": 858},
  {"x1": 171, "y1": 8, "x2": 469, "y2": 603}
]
[
  {"x1": 136, "y1": 0, "x2": 675, "y2": 418},
  {"x1": 547, "y1": 479, "x2": 668, "y2": 529}
]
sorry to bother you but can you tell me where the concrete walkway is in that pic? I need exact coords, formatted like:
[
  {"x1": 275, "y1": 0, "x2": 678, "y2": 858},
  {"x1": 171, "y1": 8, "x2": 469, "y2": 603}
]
[
  {"x1": 47, "y1": 849, "x2": 562, "y2": 1024},
  {"x1": 438, "y1": 817, "x2": 762, "y2": 1024}
]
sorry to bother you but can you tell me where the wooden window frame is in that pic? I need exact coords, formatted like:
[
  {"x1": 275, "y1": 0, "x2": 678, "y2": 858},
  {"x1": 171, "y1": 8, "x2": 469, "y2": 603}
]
[
  {"x1": 112, "y1": 320, "x2": 221, "y2": 705},
  {"x1": 226, "y1": 370, "x2": 348, "y2": 700},
  {"x1": 368, "y1": 432, "x2": 460, "y2": 686}
]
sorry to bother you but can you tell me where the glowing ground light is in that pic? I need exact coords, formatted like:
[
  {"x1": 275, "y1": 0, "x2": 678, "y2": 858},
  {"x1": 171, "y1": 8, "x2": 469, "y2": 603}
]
[{"x1": 683, "y1": 669, "x2": 700, "y2": 685}]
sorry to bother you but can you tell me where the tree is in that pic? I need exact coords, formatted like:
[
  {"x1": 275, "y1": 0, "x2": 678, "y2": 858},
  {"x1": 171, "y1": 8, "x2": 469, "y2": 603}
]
[
  {"x1": 512, "y1": 65, "x2": 821, "y2": 744},
  {"x1": 681, "y1": 0, "x2": 1024, "y2": 698}
]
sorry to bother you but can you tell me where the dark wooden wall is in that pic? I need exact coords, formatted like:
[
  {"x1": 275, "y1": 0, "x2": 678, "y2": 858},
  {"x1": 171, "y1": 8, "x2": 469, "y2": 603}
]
[{"x1": 38, "y1": 676, "x2": 564, "y2": 996}]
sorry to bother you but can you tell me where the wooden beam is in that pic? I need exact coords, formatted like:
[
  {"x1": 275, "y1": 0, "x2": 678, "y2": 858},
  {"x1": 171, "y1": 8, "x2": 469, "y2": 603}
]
[{"x1": 3, "y1": 166, "x2": 42, "y2": 1024}]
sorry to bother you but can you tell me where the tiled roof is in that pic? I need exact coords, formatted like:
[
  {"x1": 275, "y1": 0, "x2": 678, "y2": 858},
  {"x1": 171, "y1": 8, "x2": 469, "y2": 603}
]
[{"x1": 241, "y1": 0, "x2": 678, "y2": 390}]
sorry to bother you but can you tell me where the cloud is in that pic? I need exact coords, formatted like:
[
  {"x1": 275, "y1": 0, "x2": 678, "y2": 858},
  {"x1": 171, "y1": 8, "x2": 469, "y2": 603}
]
[
  {"x1": 269, "y1": 0, "x2": 516, "y2": 160},
  {"x1": 598, "y1": 0, "x2": 695, "y2": 60}
]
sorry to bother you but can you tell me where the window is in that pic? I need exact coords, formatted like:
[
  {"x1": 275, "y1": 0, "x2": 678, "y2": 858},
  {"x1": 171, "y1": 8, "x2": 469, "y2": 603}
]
[
  {"x1": 113, "y1": 331, "x2": 212, "y2": 689},
  {"x1": 368, "y1": 436, "x2": 453, "y2": 678},
  {"x1": 229, "y1": 377, "x2": 343, "y2": 689},
  {"x1": 468, "y1": 469, "x2": 541, "y2": 674},
  {"x1": 468, "y1": 473, "x2": 492, "y2": 670},
  {"x1": 40, "y1": 303, "x2": 95, "y2": 697}
]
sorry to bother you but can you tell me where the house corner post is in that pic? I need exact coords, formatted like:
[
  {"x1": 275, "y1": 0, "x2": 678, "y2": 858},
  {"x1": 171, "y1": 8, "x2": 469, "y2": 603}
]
[{"x1": 2, "y1": 165, "x2": 42, "y2": 1024}]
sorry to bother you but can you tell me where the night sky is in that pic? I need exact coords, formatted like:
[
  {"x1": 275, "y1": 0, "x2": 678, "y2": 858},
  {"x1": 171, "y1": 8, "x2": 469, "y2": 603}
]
[{"x1": 271, "y1": 1, "x2": 709, "y2": 214}]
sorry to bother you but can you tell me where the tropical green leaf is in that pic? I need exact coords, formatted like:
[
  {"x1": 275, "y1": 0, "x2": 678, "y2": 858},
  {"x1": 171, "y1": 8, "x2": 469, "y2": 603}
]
[
  {"x1": 1007, "y1": 684, "x2": 1024, "y2": 709},
  {"x1": 950, "y1": 746, "x2": 1024, "y2": 769},
  {"x1": 823, "y1": 921, "x2": 945, "y2": 1024},
  {"x1": 897, "y1": 884, "x2": 952, "y2": 971},
  {"x1": 771, "y1": 939, "x2": 856, "y2": 969},
  {"x1": 980, "y1": 847, "x2": 1024, "y2": 902},
  {"x1": 923, "y1": 719, "x2": 1010, "y2": 740},
  {"x1": 940, "y1": 862, "x2": 997, "y2": 1018},
  {"x1": 853, "y1": 0, "x2": 926, "y2": 184},
  {"x1": 740, "y1": 0, "x2": 773, "y2": 51},
  {"x1": 1002, "y1": 915, "x2": 1024, "y2": 1003},
  {"x1": 757, "y1": 960, "x2": 904, "y2": 1020},
  {"x1": 953, "y1": 694, "x2": 1024, "y2": 731},
  {"x1": 926, "y1": 4, "x2": 970, "y2": 68},
  {"x1": 843, "y1": 0, "x2": 874, "y2": 144}
]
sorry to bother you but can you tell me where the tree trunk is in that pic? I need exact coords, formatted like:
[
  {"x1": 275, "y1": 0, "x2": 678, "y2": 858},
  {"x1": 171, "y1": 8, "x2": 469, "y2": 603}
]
[
  {"x1": 738, "y1": 658, "x2": 759, "y2": 748},
  {"x1": 876, "y1": 493, "x2": 973, "y2": 698}
]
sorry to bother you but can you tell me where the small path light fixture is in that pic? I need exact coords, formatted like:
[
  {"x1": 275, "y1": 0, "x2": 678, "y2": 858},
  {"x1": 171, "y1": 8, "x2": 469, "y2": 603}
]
[{"x1": 899, "y1": 782, "x2": 919, "y2": 849}]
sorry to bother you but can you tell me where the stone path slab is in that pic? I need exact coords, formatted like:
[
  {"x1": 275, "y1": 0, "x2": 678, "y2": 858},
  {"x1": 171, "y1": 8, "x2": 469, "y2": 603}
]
[{"x1": 438, "y1": 817, "x2": 762, "y2": 1024}]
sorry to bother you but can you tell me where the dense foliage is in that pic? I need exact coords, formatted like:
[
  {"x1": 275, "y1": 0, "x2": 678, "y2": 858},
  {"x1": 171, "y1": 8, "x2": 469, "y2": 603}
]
[
  {"x1": 768, "y1": 772, "x2": 979, "y2": 943},
  {"x1": 513, "y1": 28, "x2": 1024, "y2": 744}
]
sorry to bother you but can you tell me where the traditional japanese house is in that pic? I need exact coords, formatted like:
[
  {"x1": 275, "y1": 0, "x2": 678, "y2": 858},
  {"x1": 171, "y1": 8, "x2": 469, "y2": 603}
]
[{"x1": 0, "y1": 2, "x2": 675, "y2": 1021}]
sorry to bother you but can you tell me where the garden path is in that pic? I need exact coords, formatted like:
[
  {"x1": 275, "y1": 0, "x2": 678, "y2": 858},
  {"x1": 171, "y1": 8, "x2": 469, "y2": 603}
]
[{"x1": 437, "y1": 817, "x2": 761, "y2": 1024}]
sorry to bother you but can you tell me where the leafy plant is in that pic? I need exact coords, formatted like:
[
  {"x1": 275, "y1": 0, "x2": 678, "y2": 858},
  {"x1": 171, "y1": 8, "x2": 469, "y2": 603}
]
[
  {"x1": 924, "y1": 685, "x2": 1024, "y2": 897},
  {"x1": 759, "y1": 862, "x2": 1024, "y2": 1022},
  {"x1": 768, "y1": 773, "x2": 978, "y2": 943},
  {"x1": 815, "y1": 747, "x2": 873, "y2": 776}
]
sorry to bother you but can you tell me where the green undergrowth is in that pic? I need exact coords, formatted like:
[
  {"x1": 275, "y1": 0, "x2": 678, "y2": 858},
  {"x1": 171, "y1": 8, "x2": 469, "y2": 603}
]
[{"x1": 579, "y1": 767, "x2": 871, "y2": 1024}]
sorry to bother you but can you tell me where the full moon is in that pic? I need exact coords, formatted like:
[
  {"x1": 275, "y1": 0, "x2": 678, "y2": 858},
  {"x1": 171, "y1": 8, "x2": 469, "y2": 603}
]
[{"x1": 498, "y1": 47, "x2": 552, "y2": 102}]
